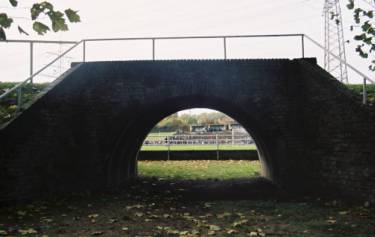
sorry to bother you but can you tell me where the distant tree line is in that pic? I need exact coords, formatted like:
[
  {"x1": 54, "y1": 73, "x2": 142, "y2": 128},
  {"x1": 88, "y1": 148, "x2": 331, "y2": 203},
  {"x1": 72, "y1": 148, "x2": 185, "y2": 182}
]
[{"x1": 151, "y1": 112, "x2": 235, "y2": 132}]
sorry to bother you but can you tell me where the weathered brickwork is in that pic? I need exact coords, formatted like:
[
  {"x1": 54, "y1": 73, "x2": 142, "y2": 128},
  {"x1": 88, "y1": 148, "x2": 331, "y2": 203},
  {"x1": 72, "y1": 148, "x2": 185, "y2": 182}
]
[{"x1": 0, "y1": 58, "x2": 374, "y2": 202}]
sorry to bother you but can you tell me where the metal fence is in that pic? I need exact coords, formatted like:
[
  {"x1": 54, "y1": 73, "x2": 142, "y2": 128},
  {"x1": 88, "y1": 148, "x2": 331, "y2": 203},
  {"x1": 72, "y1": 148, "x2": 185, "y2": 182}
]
[
  {"x1": 142, "y1": 134, "x2": 254, "y2": 148},
  {"x1": 141, "y1": 133, "x2": 255, "y2": 160},
  {"x1": 1, "y1": 33, "x2": 374, "y2": 115}
]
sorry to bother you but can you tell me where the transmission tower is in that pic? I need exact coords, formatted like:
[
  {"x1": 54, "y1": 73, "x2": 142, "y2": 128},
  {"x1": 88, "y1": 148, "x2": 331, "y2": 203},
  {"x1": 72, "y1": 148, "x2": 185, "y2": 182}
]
[{"x1": 324, "y1": 0, "x2": 349, "y2": 84}]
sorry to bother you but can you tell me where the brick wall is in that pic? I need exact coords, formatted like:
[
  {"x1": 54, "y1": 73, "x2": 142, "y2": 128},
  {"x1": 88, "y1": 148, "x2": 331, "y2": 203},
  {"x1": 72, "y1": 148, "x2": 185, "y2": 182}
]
[{"x1": 0, "y1": 58, "x2": 374, "y2": 202}]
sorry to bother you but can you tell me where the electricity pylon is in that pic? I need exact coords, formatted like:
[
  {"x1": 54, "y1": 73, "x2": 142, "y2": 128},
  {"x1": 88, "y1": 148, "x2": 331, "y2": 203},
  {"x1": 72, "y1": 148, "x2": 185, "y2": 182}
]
[{"x1": 324, "y1": 0, "x2": 349, "y2": 84}]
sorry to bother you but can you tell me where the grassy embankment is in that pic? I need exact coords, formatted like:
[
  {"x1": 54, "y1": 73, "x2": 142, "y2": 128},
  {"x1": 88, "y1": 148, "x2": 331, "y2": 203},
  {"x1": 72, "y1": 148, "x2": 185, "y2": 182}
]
[
  {"x1": 347, "y1": 84, "x2": 375, "y2": 101},
  {"x1": 0, "y1": 82, "x2": 49, "y2": 125}
]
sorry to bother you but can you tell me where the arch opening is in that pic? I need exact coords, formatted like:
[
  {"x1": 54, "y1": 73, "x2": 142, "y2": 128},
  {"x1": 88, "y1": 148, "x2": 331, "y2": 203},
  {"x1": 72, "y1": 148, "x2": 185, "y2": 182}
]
[
  {"x1": 106, "y1": 94, "x2": 279, "y2": 188},
  {"x1": 137, "y1": 109, "x2": 263, "y2": 181}
]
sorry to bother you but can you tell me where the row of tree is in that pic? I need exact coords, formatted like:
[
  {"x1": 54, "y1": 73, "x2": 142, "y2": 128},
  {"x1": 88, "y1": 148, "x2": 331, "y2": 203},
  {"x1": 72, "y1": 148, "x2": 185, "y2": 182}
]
[{"x1": 152, "y1": 112, "x2": 235, "y2": 132}]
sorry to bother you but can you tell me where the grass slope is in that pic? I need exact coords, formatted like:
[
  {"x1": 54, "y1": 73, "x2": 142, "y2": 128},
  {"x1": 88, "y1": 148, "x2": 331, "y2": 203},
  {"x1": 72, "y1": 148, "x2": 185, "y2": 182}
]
[
  {"x1": 347, "y1": 84, "x2": 375, "y2": 102},
  {"x1": 0, "y1": 82, "x2": 49, "y2": 125}
]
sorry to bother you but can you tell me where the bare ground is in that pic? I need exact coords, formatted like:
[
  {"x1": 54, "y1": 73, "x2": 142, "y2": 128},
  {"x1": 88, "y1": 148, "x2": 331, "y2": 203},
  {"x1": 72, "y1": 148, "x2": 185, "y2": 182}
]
[{"x1": 0, "y1": 177, "x2": 374, "y2": 237}]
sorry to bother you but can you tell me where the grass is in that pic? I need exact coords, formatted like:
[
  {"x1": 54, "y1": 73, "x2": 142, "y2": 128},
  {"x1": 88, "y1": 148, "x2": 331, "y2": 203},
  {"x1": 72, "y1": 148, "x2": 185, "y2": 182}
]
[
  {"x1": 141, "y1": 144, "x2": 257, "y2": 151},
  {"x1": 138, "y1": 160, "x2": 261, "y2": 180},
  {"x1": 0, "y1": 82, "x2": 49, "y2": 125},
  {"x1": 347, "y1": 84, "x2": 375, "y2": 102}
]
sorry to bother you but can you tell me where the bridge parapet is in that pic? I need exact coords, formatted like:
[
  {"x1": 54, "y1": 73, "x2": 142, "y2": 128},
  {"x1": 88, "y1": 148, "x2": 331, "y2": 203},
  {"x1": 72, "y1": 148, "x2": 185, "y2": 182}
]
[{"x1": 1, "y1": 34, "x2": 373, "y2": 125}]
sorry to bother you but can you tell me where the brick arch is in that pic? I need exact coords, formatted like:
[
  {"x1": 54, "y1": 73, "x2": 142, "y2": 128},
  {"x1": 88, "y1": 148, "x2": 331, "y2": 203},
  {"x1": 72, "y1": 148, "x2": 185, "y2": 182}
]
[
  {"x1": 1, "y1": 59, "x2": 375, "y2": 202},
  {"x1": 106, "y1": 95, "x2": 279, "y2": 187}
]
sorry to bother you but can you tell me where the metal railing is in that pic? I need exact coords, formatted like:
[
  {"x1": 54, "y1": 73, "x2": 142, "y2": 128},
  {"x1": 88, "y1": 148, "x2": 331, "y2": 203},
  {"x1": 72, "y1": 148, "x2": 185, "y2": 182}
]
[
  {"x1": 143, "y1": 134, "x2": 253, "y2": 146},
  {"x1": 303, "y1": 35, "x2": 375, "y2": 104},
  {"x1": 0, "y1": 39, "x2": 83, "y2": 110},
  {"x1": 0, "y1": 33, "x2": 374, "y2": 116},
  {"x1": 142, "y1": 133, "x2": 255, "y2": 160}
]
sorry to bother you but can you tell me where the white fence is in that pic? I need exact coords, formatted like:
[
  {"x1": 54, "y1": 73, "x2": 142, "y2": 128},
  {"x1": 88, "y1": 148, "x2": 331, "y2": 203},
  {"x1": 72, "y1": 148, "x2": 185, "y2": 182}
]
[{"x1": 142, "y1": 134, "x2": 254, "y2": 148}]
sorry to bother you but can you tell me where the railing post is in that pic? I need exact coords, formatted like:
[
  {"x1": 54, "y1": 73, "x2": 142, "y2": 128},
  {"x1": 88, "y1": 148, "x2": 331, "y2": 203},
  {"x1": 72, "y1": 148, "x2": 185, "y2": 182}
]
[
  {"x1": 301, "y1": 35, "x2": 305, "y2": 58},
  {"x1": 30, "y1": 42, "x2": 34, "y2": 84},
  {"x1": 231, "y1": 129, "x2": 234, "y2": 145},
  {"x1": 17, "y1": 87, "x2": 22, "y2": 111},
  {"x1": 167, "y1": 136, "x2": 170, "y2": 161},
  {"x1": 152, "y1": 39, "x2": 155, "y2": 60},
  {"x1": 82, "y1": 40, "x2": 86, "y2": 62},
  {"x1": 223, "y1": 37, "x2": 227, "y2": 60},
  {"x1": 216, "y1": 134, "x2": 219, "y2": 160},
  {"x1": 363, "y1": 77, "x2": 368, "y2": 105}
]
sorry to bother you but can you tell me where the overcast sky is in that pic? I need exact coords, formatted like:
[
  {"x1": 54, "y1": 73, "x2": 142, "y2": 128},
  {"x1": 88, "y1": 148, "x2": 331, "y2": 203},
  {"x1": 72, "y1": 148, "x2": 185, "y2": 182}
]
[{"x1": 1, "y1": 0, "x2": 374, "y2": 113}]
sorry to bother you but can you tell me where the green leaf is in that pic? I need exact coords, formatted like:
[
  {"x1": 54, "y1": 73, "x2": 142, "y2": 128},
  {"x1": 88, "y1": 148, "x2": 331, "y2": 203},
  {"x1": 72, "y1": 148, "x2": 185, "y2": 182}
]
[
  {"x1": 31, "y1": 3, "x2": 43, "y2": 20},
  {"x1": 354, "y1": 8, "x2": 362, "y2": 24},
  {"x1": 347, "y1": 0, "x2": 354, "y2": 10},
  {"x1": 0, "y1": 27, "x2": 5, "y2": 40},
  {"x1": 362, "y1": 21, "x2": 372, "y2": 32},
  {"x1": 0, "y1": 13, "x2": 13, "y2": 28},
  {"x1": 364, "y1": 10, "x2": 374, "y2": 18},
  {"x1": 355, "y1": 45, "x2": 369, "y2": 58},
  {"x1": 354, "y1": 33, "x2": 366, "y2": 41},
  {"x1": 9, "y1": 0, "x2": 17, "y2": 7},
  {"x1": 51, "y1": 16, "x2": 68, "y2": 32},
  {"x1": 47, "y1": 10, "x2": 68, "y2": 32},
  {"x1": 364, "y1": 36, "x2": 373, "y2": 45},
  {"x1": 33, "y1": 21, "x2": 50, "y2": 35},
  {"x1": 65, "y1": 9, "x2": 80, "y2": 22},
  {"x1": 40, "y1": 1, "x2": 54, "y2": 11}
]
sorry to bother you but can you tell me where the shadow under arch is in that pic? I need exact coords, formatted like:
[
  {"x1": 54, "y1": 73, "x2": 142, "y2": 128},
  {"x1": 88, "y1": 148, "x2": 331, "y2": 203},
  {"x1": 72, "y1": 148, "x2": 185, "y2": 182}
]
[{"x1": 107, "y1": 94, "x2": 281, "y2": 188}]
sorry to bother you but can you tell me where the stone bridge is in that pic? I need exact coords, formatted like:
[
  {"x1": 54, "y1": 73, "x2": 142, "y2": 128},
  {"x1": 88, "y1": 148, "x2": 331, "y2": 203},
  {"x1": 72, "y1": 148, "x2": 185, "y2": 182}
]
[{"x1": 0, "y1": 58, "x2": 374, "y2": 202}]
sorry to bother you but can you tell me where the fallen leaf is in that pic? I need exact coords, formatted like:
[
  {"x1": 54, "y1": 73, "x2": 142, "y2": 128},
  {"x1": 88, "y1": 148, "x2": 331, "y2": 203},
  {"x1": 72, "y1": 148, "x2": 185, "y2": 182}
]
[
  {"x1": 91, "y1": 231, "x2": 104, "y2": 236},
  {"x1": 134, "y1": 212, "x2": 144, "y2": 217},
  {"x1": 208, "y1": 230, "x2": 216, "y2": 235},
  {"x1": 227, "y1": 229, "x2": 237, "y2": 234},
  {"x1": 209, "y1": 225, "x2": 221, "y2": 231},
  {"x1": 232, "y1": 219, "x2": 248, "y2": 227},
  {"x1": 18, "y1": 228, "x2": 38, "y2": 235},
  {"x1": 217, "y1": 212, "x2": 231, "y2": 219},
  {"x1": 17, "y1": 211, "x2": 27, "y2": 216},
  {"x1": 326, "y1": 219, "x2": 337, "y2": 224},
  {"x1": 88, "y1": 214, "x2": 99, "y2": 219}
]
